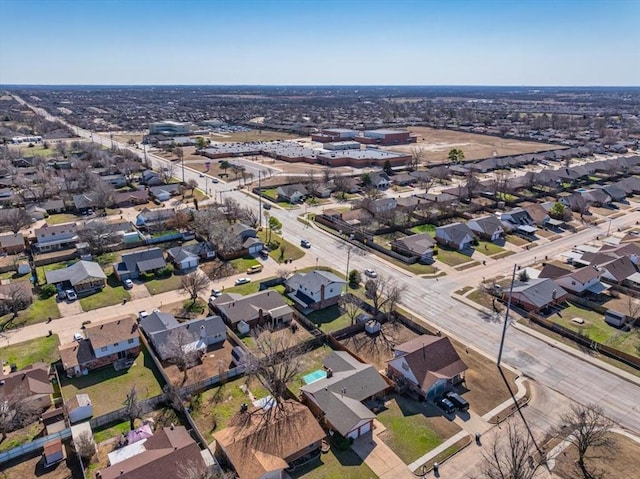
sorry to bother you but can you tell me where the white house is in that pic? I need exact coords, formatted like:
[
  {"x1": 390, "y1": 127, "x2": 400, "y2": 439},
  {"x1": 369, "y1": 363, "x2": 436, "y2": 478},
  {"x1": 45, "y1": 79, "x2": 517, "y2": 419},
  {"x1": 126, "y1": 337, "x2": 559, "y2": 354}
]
[
  {"x1": 286, "y1": 269, "x2": 346, "y2": 310},
  {"x1": 467, "y1": 216, "x2": 504, "y2": 242}
]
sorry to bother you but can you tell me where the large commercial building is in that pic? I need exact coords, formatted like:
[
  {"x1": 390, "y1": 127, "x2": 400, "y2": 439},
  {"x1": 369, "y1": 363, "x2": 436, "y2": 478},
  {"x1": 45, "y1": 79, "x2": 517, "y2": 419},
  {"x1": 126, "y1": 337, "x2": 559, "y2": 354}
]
[
  {"x1": 356, "y1": 128, "x2": 418, "y2": 145},
  {"x1": 311, "y1": 128, "x2": 358, "y2": 142},
  {"x1": 148, "y1": 120, "x2": 194, "y2": 136}
]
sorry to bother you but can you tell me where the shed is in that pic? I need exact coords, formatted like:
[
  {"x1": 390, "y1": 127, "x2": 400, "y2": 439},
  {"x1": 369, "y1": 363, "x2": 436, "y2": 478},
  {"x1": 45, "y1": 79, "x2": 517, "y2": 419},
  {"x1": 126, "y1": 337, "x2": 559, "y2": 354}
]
[
  {"x1": 43, "y1": 439, "x2": 65, "y2": 467},
  {"x1": 237, "y1": 320, "x2": 250, "y2": 335},
  {"x1": 67, "y1": 394, "x2": 93, "y2": 424}
]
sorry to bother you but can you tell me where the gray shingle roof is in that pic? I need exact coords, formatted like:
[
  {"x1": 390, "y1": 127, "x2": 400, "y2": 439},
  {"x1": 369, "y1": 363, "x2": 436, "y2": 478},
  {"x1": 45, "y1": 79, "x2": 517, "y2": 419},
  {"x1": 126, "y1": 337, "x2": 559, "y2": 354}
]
[
  {"x1": 510, "y1": 278, "x2": 567, "y2": 308},
  {"x1": 212, "y1": 290, "x2": 292, "y2": 325},
  {"x1": 286, "y1": 270, "x2": 346, "y2": 296},
  {"x1": 118, "y1": 248, "x2": 166, "y2": 275},
  {"x1": 45, "y1": 260, "x2": 106, "y2": 286}
]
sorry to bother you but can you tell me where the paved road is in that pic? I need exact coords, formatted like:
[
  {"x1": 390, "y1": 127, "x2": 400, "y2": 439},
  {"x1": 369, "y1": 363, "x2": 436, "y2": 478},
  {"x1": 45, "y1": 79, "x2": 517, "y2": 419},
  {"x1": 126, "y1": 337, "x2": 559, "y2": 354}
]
[{"x1": 15, "y1": 98, "x2": 640, "y2": 436}]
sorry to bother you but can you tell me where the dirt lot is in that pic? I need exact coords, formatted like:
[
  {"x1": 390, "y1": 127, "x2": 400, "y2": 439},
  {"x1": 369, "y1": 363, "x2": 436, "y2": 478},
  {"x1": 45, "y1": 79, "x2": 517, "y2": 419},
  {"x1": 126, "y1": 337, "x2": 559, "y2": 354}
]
[
  {"x1": 0, "y1": 447, "x2": 79, "y2": 479},
  {"x1": 340, "y1": 321, "x2": 420, "y2": 370},
  {"x1": 385, "y1": 127, "x2": 563, "y2": 163},
  {"x1": 552, "y1": 432, "x2": 640, "y2": 479},
  {"x1": 209, "y1": 129, "x2": 301, "y2": 142},
  {"x1": 164, "y1": 340, "x2": 236, "y2": 387}
]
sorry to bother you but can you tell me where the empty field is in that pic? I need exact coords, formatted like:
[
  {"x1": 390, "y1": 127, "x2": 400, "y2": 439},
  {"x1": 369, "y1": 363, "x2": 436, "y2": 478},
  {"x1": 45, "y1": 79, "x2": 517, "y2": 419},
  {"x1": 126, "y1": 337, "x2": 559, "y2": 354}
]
[
  {"x1": 386, "y1": 127, "x2": 563, "y2": 163},
  {"x1": 209, "y1": 129, "x2": 300, "y2": 142}
]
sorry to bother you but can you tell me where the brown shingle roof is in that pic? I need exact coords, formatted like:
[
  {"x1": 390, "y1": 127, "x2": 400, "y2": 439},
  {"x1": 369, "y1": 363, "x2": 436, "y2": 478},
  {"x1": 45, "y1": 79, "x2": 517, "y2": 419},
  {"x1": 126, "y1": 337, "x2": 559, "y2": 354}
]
[
  {"x1": 86, "y1": 316, "x2": 138, "y2": 351},
  {"x1": 214, "y1": 400, "x2": 325, "y2": 479},
  {"x1": 0, "y1": 363, "x2": 53, "y2": 401},
  {"x1": 393, "y1": 335, "x2": 468, "y2": 392}
]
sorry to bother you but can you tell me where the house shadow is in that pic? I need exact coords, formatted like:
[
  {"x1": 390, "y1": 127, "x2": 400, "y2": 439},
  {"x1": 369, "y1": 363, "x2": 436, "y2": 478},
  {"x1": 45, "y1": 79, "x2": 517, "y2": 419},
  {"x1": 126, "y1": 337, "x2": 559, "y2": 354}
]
[{"x1": 394, "y1": 394, "x2": 443, "y2": 419}]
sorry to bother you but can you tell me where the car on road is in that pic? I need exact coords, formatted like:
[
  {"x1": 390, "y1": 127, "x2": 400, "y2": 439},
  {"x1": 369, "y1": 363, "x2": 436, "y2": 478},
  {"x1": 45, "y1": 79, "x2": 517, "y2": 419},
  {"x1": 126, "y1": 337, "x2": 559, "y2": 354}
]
[
  {"x1": 211, "y1": 288, "x2": 222, "y2": 297},
  {"x1": 123, "y1": 279, "x2": 134, "y2": 289},
  {"x1": 263, "y1": 203, "x2": 271, "y2": 210},
  {"x1": 364, "y1": 268, "x2": 377, "y2": 278},
  {"x1": 436, "y1": 397, "x2": 455, "y2": 414},
  {"x1": 65, "y1": 289, "x2": 78, "y2": 302},
  {"x1": 74, "y1": 332, "x2": 84, "y2": 342},
  {"x1": 247, "y1": 264, "x2": 263, "y2": 274},
  {"x1": 235, "y1": 277, "x2": 251, "y2": 285},
  {"x1": 199, "y1": 173, "x2": 205, "y2": 178},
  {"x1": 300, "y1": 239, "x2": 311, "y2": 248},
  {"x1": 211, "y1": 177, "x2": 219, "y2": 183},
  {"x1": 445, "y1": 392, "x2": 469, "y2": 411}
]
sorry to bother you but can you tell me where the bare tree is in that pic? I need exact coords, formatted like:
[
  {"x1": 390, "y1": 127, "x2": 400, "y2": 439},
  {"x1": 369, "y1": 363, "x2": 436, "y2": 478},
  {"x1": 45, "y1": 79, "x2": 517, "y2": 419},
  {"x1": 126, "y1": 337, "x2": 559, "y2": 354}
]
[
  {"x1": 304, "y1": 169, "x2": 319, "y2": 197},
  {"x1": 339, "y1": 294, "x2": 362, "y2": 325},
  {"x1": 479, "y1": 419, "x2": 540, "y2": 479},
  {"x1": 275, "y1": 268, "x2": 291, "y2": 281},
  {"x1": 0, "y1": 208, "x2": 32, "y2": 234},
  {"x1": 186, "y1": 178, "x2": 198, "y2": 196},
  {"x1": 333, "y1": 175, "x2": 350, "y2": 200},
  {"x1": 181, "y1": 270, "x2": 210, "y2": 306},
  {"x1": 364, "y1": 274, "x2": 405, "y2": 317},
  {"x1": 178, "y1": 460, "x2": 235, "y2": 479},
  {"x1": 161, "y1": 161, "x2": 176, "y2": 184},
  {"x1": 625, "y1": 296, "x2": 640, "y2": 330},
  {"x1": 245, "y1": 326, "x2": 307, "y2": 404},
  {"x1": 92, "y1": 181, "x2": 116, "y2": 211},
  {"x1": 123, "y1": 386, "x2": 144, "y2": 430},
  {"x1": 223, "y1": 197, "x2": 243, "y2": 222},
  {"x1": 167, "y1": 210, "x2": 192, "y2": 231},
  {"x1": 0, "y1": 390, "x2": 40, "y2": 442},
  {"x1": 78, "y1": 220, "x2": 119, "y2": 255},
  {"x1": 0, "y1": 283, "x2": 31, "y2": 322},
  {"x1": 74, "y1": 430, "x2": 96, "y2": 462},
  {"x1": 409, "y1": 145, "x2": 425, "y2": 171},
  {"x1": 557, "y1": 403, "x2": 613, "y2": 479},
  {"x1": 239, "y1": 206, "x2": 260, "y2": 229},
  {"x1": 161, "y1": 328, "x2": 201, "y2": 383},
  {"x1": 193, "y1": 208, "x2": 226, "y2": 242}
]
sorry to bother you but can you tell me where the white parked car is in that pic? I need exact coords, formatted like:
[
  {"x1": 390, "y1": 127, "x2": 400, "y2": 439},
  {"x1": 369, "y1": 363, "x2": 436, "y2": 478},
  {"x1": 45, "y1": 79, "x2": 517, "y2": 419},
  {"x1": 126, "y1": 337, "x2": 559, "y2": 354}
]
[
  {"x1": 364, "y1": 269, "x2": 377, "y2": 278},
  {"x1": 65, "y1": 290, "x2": 78, "y2": 301},
  {"x1": 74, "y1": 332, "x2": 84, "y2": 342},
  {"x1": 124, "y1": 279, "x2": 134, "y2": 289},
  {"x1": 235, "y1": 277, "x2": 251, "y2": 285},
  {"x1": 138, "y1": 310, "x2": 149, "y2": 321}
]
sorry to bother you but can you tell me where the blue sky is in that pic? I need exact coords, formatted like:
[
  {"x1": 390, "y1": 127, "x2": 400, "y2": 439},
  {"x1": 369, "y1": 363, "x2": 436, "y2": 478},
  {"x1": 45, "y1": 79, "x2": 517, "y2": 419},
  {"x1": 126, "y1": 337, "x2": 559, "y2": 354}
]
[{"x1": 1, "y1": 0, "x2": 638, "y2": 85}]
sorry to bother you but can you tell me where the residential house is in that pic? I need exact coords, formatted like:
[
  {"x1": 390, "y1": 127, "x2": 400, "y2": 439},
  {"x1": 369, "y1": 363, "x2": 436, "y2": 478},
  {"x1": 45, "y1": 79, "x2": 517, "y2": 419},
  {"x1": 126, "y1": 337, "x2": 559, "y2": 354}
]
[
  {"x1": 99, "y1": 425, "x2": 206, "y2": 479},
  {"x1": 166, "y1": 242, "x2": 215, "y2": 270},
  {"x1": 559, "y1": 193, "x2": 589, "y2": 214},
  {"x1": 140, "y1": 312, "x2": 226, "y2": 361},
  {"x1": 140, "y1": 169, "x2": 163, "y2": 186},
  {"x1": 285, "y1": 269, "x2": 346, "y2": 310},
  {"x1": 466, "y1": 215, "x2": 504, "y2": 242},
  {"x1": 39, "y1": 199, "x2": 65, "y2": 214},
  {"x1": 523, "y1": 204, "x2": 551, "y2": 227},
  {"x1": 361, "y1": 197, "x2": 397, "y2": 214},
  {"x1": 300, "y1": 351, "x2": 388, "y2": 439},
  {"x1": 369, "y1": 171, "x2": 390, "y2": 189},
  {"x1": 539, "y1": 264, "x2": 606, "y2": 296},
  {"x1": 229, "y1": 222, "x2": 264, "y2": 256},
  {"x1": 72, "y1": 193, "x2": 98, "y2": 213},
  {"x1": 601, "y1": 185, "x2": 627, "y2": 202},
  {"x1": 101, "y1": 174, "x2": 127, "y2": 188},
  {"x1": 113, "y1": 247, "x2": 167, "y2": 280},
  {"x1": 599, "y1": 256, "x2": 638, "y2": 285},
  {"x1": 506, "y1": 278, "x2": 568, "y2": 313},
  {"x1": 33, "y1": 223, "x2": 79, "y2": 252},
  {"x1": 435, "y1": 222, "x2": 476, "y2": 251},
  {"x1": 391, "y1": 173, "x2": 417, "y2": 186},
  {"x1": 44, "y1": 260, "x2": 107, "y2": 296},
  {"x1": 0, "y1": 232, "x2": 25, "y2": 254},
  {"x1": 210, "y1": 290, "x2": 293, "y2": 332},
  {"x1": 386, "y1": 335, "x2": 468, "y2": 401},
  {"x1": 390, "y1": 233, "x2": 436, "y2": 262},
  {"x1": 214, "y1": 400, "x2": 325, "y2": 479},
  {"x1": 114, "y1": 190, "x2": 150, "y2": 208},
  {"x1": 277, "y1": 184, "x2": 308, "y2": 203},
  {"x1": 135, "y1": 208, "x2": 176, "y2": 231},
  {"x1": 59, "y1": 316, "x2": 140, "y2": 377},
  {"x1": 149, "y1": 184, "x2": 182, "y2": 201},
  {"x1": 580, "y1": 188, "x2": 611, "y2": 207},
  {"x1": 0, "y1": 363, "x2": 53, "y2": 414}
]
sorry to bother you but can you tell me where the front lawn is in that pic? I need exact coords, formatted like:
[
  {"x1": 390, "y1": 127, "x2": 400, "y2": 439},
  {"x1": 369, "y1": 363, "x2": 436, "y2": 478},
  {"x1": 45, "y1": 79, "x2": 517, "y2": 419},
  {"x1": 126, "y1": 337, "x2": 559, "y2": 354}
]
[
  {"x1": 79, "y1": 276, "x2": 131, "y2": 311},
  {"x1": 60, "y1": 346, "x2": 164, "y2": 416},
  {"x1": 144, "y1": 274, "x2": 183, "y2": 295},
  {"x1": 0, "y1": 335, "x2": 60, "y2": 369},
  {"x1": 377, "y1": 395, "x2": 461, "y2": 464},
  {"x1": 289, "y1": 437, "x2": 376, "y2": 479},
  {"x1": 306, "y1": 304, "x2": 352, "y2": 333},
  {"x1": 435, "y1": 247, "x2": 473, "y2": 267},
  {"x1": 229, "y1": 256, "x2": 260, "y2": 273},
  {"x1": 2, "y1": 295, "x2": 62, "y2": 328},
  {"x1": 476, "y1": 241, "x2": 505, "y2": 256},
  {"x1": 262, "y1": 188, "x2": 279, "y2": 200},
  {"x1": 259, "y1": 231, "x2": 305, "y2": 263},
  {"x1": 505, "y1": 234, "x2": 530, "y2": 246},
  {"x1": 224, "y1": 280, "x2": 260, "y2": 296},
  {"x1": 189, "y1": 376, "x2": 269, "y2": 443}
]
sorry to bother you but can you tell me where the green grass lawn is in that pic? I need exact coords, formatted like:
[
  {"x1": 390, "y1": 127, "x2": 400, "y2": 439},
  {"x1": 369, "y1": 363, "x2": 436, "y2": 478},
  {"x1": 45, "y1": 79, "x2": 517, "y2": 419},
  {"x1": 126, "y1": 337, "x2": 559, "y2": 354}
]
[
  {"x1": 0, "y1": 335, "x2": 60, "y2": 369},
  {"x1": 79, "y1": 281, "x2": 131, "y2": 311},
  {"x1": 23, "y1": 147, "x2": 54, "y2": 157},
  {"x1": 377, "y1": 395, "x2": 461, "y2": 464},
  {"x1": 189, "y1": 376, "x2": 269, "y2": 443},
  {"x1": 0, "y1": 271, "x2": 30, "y2": 282},
  {"x1": 224, "y1": 280, "x2": 260, "y2": 296},
  {"x1": 46, "y1": 213, "x2": 80, "y2": 225},
  {"x1": 262, "y1": 188, "x2": 279, "y2": 200},
  {"x1": 230, "y1": 256, "x2": 260, "y2": 273},
  {"x1": 144, "y1": 274, "x2": 183, "y2": 295},
  {"x1": 552, "y1": 302, "x2": 640, "y2": 355},
  {"x1": 409, "y1": 224, "x2": 436, "y2": 237},
  {"x1": 505, "y1": 234, "x2": 530, "y2": 247},
  {"x1": 306, "y1": 304, "x2": 352, "y2": 333},
  {"x1": 60, "y1": 345, "x2": 164, "y2": 416},
  {"x1": 2, "y1": 295, "x2": 62, "y2": 328},
  {"x1": 258, "y1": 231, "x2": 305, "y2": 263},
  {"x1": 289, "y1": 438, "x2": 377, "y2": 479},
  {"x1": 287, "y1": 345, "x2": 332, "y2": 397},
  {"x1": 434, "y1": 247, "x2": 474, "y2": 267},
  {"x1": 0, "y1": 422, "x2": 43, "y2": 452},
  {"x1": 476, "y1": 241, "x2": 505, "y2": 256},
  {"x1": 93, "y1": 420, "x2": 130, "y2": 444}
]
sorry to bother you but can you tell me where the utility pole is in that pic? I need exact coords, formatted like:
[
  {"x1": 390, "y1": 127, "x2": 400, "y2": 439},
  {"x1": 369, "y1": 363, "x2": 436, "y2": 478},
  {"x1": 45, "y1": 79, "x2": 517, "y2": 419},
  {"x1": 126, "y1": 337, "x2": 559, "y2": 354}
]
[{"x1": 258, "y1": 170, "x2": 263, "y2": 229}]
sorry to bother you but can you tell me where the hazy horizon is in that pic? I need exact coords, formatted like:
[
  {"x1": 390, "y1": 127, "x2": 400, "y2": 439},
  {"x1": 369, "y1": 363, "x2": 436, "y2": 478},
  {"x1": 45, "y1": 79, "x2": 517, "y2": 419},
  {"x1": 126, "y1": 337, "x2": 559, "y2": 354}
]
[{"x1": 1, "y1": 0, "x2": 639, "y2": 86}]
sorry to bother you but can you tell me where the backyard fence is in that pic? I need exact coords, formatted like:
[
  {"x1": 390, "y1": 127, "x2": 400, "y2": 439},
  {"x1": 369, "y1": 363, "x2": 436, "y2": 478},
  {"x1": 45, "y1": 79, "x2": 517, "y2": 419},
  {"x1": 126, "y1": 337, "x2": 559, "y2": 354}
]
[{"x1": 0, "y1": 428, "x2": 72, "y2": 465}]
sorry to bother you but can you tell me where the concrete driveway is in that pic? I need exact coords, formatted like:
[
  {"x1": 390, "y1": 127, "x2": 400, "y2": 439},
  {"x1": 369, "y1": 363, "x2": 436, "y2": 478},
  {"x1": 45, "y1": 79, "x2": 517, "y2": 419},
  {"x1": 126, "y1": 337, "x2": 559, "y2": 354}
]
[
  {"x1": 127, "y1": 281, "x2": 151, "y2": 300},
  {"x1": 57, "y1": 298, "x2": 83, "y2": 317}
]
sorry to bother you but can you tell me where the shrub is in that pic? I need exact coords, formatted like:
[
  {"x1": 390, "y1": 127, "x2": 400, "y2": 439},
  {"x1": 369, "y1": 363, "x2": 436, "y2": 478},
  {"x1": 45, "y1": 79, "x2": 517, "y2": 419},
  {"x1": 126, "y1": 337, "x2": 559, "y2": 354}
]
[
  {"x1": 154, "y1": 265, "x2": 173, "y2": 278},
  {"x1": 39, "y1": 284, "x2": 57, "y2": 299},
  {"x1": 348, "y1": 269, "x2": 361, "y2": 286}
]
